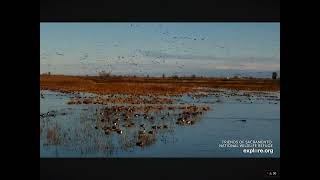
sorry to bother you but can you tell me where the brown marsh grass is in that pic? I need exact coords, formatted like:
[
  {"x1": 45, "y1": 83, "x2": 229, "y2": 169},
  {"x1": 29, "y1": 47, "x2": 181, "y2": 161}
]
[
  {"x1": 40, "y1": 75, "x2": 279, "y2": 95},
  {"x1": 46, "y1": 126, "x2": 61, "y2": 145}
]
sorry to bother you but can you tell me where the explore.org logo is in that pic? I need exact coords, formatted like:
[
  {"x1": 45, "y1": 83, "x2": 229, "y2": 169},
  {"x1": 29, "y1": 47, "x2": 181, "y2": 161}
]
[
  {"x1": 243, "y1": 148, "x2": 274, "y2": 154},
  {"x1": 218, "y1": 139, "x2": 275, "y2": 155}
]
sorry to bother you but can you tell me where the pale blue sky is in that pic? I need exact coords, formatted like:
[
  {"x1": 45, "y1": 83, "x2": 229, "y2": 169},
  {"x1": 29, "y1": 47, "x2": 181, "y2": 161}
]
[{"x1": 40, "y1": 23, "x2": 280, "y2": 77}]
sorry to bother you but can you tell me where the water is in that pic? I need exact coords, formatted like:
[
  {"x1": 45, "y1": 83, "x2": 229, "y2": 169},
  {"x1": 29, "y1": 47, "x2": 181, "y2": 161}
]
[{"x1": 40, "y1": 89, "x2": 280, "y2": 158}]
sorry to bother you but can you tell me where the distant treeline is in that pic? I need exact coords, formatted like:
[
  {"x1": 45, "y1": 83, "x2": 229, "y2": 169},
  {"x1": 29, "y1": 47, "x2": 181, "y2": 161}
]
[
  {"x1": 96, "y1": 71, "x2": 279, "y2": 80},
  {"x1": 41, "y1": 71, "x2": 279, "y2": 80}
]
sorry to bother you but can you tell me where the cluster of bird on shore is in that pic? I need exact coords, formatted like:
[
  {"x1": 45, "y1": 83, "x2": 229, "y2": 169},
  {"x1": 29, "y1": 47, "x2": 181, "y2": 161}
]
[
  {"x1": 185, "y1": 88, "x2": 280, "y2": 104},
  {"x1": 40, "y1": 110, "x2": 67, "y2": 119},
  {"x1": 40, "y1": 110, "x2": 57, "y2": 118},
  {"x1": 67, "y1": 94, "x2": 175, "y2": 105}
]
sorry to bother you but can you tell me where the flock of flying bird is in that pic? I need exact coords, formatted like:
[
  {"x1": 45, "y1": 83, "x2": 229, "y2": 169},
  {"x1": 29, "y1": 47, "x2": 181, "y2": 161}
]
[
  {"x1": 40, "y1": 24, "x2": 232, "y2": 76},
  {"x1": 40, "y1": 24, "x2": 279, "y2": 77}
]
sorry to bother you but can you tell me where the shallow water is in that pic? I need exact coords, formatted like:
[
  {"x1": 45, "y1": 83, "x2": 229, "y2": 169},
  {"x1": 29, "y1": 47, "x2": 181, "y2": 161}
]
[{"x1": 40, "y1": 89, "x2": 280, "y2": 158}]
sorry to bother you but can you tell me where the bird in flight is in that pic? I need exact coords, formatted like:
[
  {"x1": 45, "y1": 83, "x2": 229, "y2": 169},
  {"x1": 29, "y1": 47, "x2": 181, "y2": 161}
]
[{"x1": 56, "y1": 52, "x2": 64, "y2": 56}]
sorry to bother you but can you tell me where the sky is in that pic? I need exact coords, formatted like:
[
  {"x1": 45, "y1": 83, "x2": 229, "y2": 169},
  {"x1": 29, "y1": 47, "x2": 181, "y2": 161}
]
[{"x1": 40, "y1": 23, "x2": 280, "y2": 77}]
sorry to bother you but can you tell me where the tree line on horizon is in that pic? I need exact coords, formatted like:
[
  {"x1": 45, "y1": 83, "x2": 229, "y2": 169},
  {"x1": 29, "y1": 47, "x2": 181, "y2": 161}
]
[{"x1": 41, "y1": 71, "x2": 279, "y2": 80}]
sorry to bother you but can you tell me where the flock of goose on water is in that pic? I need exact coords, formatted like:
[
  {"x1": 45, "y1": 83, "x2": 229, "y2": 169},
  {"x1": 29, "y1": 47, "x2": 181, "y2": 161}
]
[
  {"x1": 79, "y1": 97, "x2": 210, "y2": 147},
  {"x1": 40, "y1": 86, "x2": 280, "y2": 148},
  {"x1": 40, "y1": 89, "x2": 213, "y2": 147}
]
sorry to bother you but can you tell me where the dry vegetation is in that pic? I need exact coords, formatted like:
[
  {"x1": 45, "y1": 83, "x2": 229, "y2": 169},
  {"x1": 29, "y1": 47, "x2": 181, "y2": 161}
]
[
  {"x1": 40, "y1": 75, "x2": 280, "y2": 95},
  {"x1": 46, "y1": 126, "x2": 61, "y2": 145}
]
